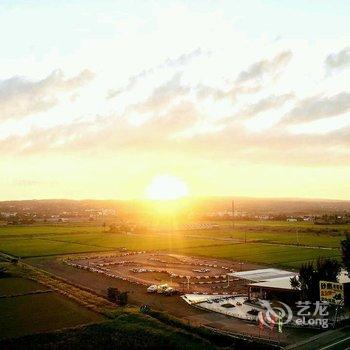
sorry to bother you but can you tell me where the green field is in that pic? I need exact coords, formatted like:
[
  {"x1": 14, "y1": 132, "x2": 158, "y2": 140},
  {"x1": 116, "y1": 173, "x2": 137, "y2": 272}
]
[
  {"x1": 0, "y1": 233, "x2": 222, "y2": 257},
  {"x1": 0, "y1": 237, "x2": 115, "y2": 257},
  {"x1": 0, "y1": 224, "x2": 102, "y2": 237},
  {"x1": 0, "y1": 222, "x2": 345, "y2": 268},
  {"x1": 0, "y1": 280, "x2": 103, "y2": 339},
  {"x1": 0, "y1": 311, "x2": 219, "y2": 350},
  {"x1": 0, "y1": 277, "x2": 45, "y2": 296},
  {"x1": 182, "y1": 229, "x2": 345, "y2": 248},
  {"x1": 212, "y1": 220, "x2": 350, "y2": 231},
  {"x1": 39, "y1": 233, "x2": 220, "y2": 251},
  {"x1": 232, "y1": 230, "x2": 343, "y2": 248},
  {"x1": 181, "y1": 243, "x2": 341, "y2": 269}
]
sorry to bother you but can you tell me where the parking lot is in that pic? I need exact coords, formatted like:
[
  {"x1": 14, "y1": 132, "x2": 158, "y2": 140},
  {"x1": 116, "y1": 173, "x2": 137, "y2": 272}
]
[{"x1": 64, "y1": 251, "x2": 250, "y2": 294}]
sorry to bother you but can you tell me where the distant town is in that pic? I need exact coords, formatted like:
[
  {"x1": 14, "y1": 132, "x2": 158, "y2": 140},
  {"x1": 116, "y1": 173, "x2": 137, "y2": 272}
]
[{"x1": 1, "y1": 198, "x2": 350, "y2": 226}]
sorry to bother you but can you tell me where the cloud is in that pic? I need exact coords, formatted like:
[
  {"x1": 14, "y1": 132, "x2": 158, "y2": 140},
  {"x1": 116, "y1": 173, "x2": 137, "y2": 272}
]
[
  {"x1": 127, "y1": 73, "x2": 189, "y2": 115},
  {"x1": 106, "y1": 88, "x2": 123, "y2": 100},
  {"x1": 161, "y1": 47, "x2": 210, "y2": 68},
  {"x1": 1, "y1": 47, "x2": 350, "y2": 169},
  {"x1": 236, "y1": 51, "x2": 292, "y2": 84},
  {"x1": 0, "y1": 69, "x2": 95, "y2": 120},
  {"x1": 283, "y1": 92, "x2": 350, "y2": 124},
  {"x1": 169, "y1": 121, "x2": 350, "y2": 166},
  {"x1": 106, "y1": 68, "x2": 155, "y2": 99},
  {"x1": 196, "y1": 83, "x2": 261, "y2": 101},
  {"x1": 325, "y1": 47, "x2": 350, "y2": 73},
  {"x1": 195, "y1": 51, "x2": 292, "y2": 102},
  {"x1": 106, "y1": 48, "x2": 208, "y2": 99},
  {"x1": 236, "y1": 93, "x2": 295, "y2": 118},
  {"x1": 2, "y1": 96, "x2": 350, "y2": 168}
]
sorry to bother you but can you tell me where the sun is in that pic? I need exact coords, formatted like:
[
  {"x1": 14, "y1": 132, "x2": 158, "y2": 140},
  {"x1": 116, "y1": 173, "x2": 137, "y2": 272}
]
[{"x1": 146, "y1": 174, "x2": 188, "y2": 200}]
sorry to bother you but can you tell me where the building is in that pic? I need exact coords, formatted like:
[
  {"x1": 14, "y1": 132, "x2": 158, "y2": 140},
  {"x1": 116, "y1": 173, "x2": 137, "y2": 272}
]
[
  {"x1": 339, "y1": 269, "x2": 350, "y2": 306},
  {"x1": 229, "y1": 268, "x2": 350, "y2": 306},
  {"x1": 228, "y1": 268, "x2": 299, "y2": 302}
]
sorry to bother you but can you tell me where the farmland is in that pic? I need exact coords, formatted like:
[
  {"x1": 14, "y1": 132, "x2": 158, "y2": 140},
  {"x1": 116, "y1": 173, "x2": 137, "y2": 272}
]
[
  {"x1": 180, "y1": 243, "x2": 341, "y2": 269},
  {"x1": 215, "y1": 220, "x2": 350, "y2": 230},
  {"x1": 0, "y1": 234, "x2": 222, "y2": 258},
  {"x1": 0, "y1": 276, "x2": 46, "y2": 295},
  {"x1": 0, "y1": 221, "x2": 344, "y2": 268},
  {"x1": 0, "y1": 310, "x2": 221, "y2": 350},
  {"x1": 184, "y1": 220, "x2": 349, "y2": 248},
  {"x1": 0, "y1": 224, "x2": 102, "y2": 237},
  {"x1": 0, "y1": 220, "x2": 344, "y2": 346},
  {"x1": 0, "y1": 276, "x2": 103, "y2": 340},
  {"x1": 179, "y1": 228, "x2": 345, "y2": 248},
  {"x1": 0, "y1": 237, "x2": 115, "y2": 257}
]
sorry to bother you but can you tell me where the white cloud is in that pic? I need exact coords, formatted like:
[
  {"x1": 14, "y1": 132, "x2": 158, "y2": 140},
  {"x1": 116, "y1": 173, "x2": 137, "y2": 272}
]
[
  {"x1": 236, "y1": 51, "x2": 293, "y2": 84},
  {"x1": 0, "y1": 69, "x2": 94, "y2": 121},
  {"x1": 283, "y1": 92, "x2": 350, "y2": 124},
  {"x1": 325, "y1": 47, "x2": 350, "y2": 73}
]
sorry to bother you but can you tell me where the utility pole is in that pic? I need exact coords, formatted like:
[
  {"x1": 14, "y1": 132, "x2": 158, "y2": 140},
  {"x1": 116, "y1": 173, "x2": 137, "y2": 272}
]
[
  {"x1": 231, "y1": 200, "x2": 235, "y2": 230},
  {"x1": 296, "y1": 228, "x2": 299, "y2": 246}
]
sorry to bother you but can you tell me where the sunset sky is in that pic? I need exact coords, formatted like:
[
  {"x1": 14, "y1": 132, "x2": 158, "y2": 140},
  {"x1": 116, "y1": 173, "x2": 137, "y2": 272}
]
[{"x1": 1, "y1": 1, "x2": 350, "y2": 200}]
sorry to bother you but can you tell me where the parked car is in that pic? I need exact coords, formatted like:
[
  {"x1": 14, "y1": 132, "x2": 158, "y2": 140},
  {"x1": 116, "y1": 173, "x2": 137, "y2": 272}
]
[{"x1": 147, "y1": 285, "x2": 158, "y2": 293}]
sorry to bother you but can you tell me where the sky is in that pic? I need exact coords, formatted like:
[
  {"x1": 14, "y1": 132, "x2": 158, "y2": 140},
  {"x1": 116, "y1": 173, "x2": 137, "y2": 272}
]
[{"x1": 1, "y1": 0, "x2": 350, "y2": 200}]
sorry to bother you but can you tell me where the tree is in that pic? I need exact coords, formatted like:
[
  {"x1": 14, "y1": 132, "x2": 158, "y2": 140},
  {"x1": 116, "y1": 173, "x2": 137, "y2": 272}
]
[
  {"x1": 0, "y1": 267, "x2": 8, "y2": 278},
  {"x1": 107, "y1": 287, "x2": 117, "y2": 303},
  {"x1": 316, "y1": 257, "x2": 341, "y2": 282},
  {"x1": 107, "y1": 222, "x2": 130, "y2": 234},
  {"x1": 297, "y1": 262, "x2": 316, "y2": 301},
  {"x1": 341, "y1": 234, "x2": 350, "y2": 275},
  {"x1": 118, "y1": 292, "x2": 128, "y2": 306},
  {"x1": 290, "y1": 275, "x2": 300, "y2": 290},
  {"x1": 293, "y1": 258, "x2": 341, "y2": 301},
  {"x1": 108, "y1": 223, "x2": 116, "y2": 233},
  {"x1": 107, "y1": 287, "x2": 128, "y2": 305}
]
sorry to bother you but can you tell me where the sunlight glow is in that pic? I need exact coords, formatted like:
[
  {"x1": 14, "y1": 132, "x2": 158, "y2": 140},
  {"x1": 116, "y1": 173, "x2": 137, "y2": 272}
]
[{"x1": 146, "y1": 174, "x2": 188, "y2": 200}]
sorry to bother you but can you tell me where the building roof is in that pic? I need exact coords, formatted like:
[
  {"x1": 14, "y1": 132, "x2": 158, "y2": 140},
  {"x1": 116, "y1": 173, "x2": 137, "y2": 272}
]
[
  {"x1": 228, "y1": 268, "x2": 296, "y2": 282},
  {"x1": 248, "y1": 276, "x2": 296, "y2": 290},
  {"x1": 233, "y1": 268, "x2": 350, "y2": 292},
  {"x1": 339, "y1": 269, "x2": 350, "y2": 284}
]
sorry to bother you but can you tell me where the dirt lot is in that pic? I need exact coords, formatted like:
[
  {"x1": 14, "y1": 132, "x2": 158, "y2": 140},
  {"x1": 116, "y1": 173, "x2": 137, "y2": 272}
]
[
  {"x1": 65, "y1": 251, "x2": 255, "y2": 294},
  {"x1": 27, "y1": 254, "x2": 205, "y2": 319},
  {"x1": 26, "y1": 252, "x2": 261, "y2": 317},
  {"x1": 25, "y1": 252, "x2": 318, "y2": 344}
]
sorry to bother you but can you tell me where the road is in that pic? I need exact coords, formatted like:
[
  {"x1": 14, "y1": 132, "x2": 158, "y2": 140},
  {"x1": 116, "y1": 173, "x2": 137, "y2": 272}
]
[{"x1": 285, "y1": 326, "x2": 350, "y2": 350}]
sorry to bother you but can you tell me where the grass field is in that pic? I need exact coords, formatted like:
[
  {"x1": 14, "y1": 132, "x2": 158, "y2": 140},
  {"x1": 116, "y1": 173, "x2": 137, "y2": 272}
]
[
  {"x1": 181, "y1": 242, "x2": 341, "y2": 269},
  {"x1": 0, "y1": 233, "x2": 223, "y2": 257},
  {"x1": 0, "y1": 237, "x2": 115, "y2": 257},
  {"x1": 0, "y1": 311, "x2": 221, "y2": 350},
  {"x1": 181, "y1": 229, "x2": 345, "y2": 248},
  {"x1": 0, "y1": 277, "x2": 45, "y2": 295},
  {"x1": 0, "y1": 224, "x2": 102, "y2": 237},
  {"x1": 212, "y1": 220, "x2": 350, "y2": 231},
  {"x1": 0, "y1": 222, "x2": 344, "y2": 345},
  {"x1": 0, "y1": 222, "x2": 345, "y2": 268},
  {"x1": 0, "y1": 280, "x2": 103, "y2": 339},
  {"x1": 39, "y1": 233, "x2": 221, "y2": 251}
]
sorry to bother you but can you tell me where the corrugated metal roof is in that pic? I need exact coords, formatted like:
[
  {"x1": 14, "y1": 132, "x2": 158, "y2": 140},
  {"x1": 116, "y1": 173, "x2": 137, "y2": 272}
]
[{"x1": 228, "y1": 268, "x2": 296, "y2": 282}]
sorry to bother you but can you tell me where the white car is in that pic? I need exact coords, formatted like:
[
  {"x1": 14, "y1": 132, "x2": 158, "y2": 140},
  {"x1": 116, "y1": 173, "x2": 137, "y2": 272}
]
[
  {"x1": 156, "y1": 284, "x2": 169, "y2": 294},
  {"x1": 164, "y1": 287, "x2": 175, "y2": 295},
  {"x1": 147, "y1": 285, "x2": 158, "y2": 293}
]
